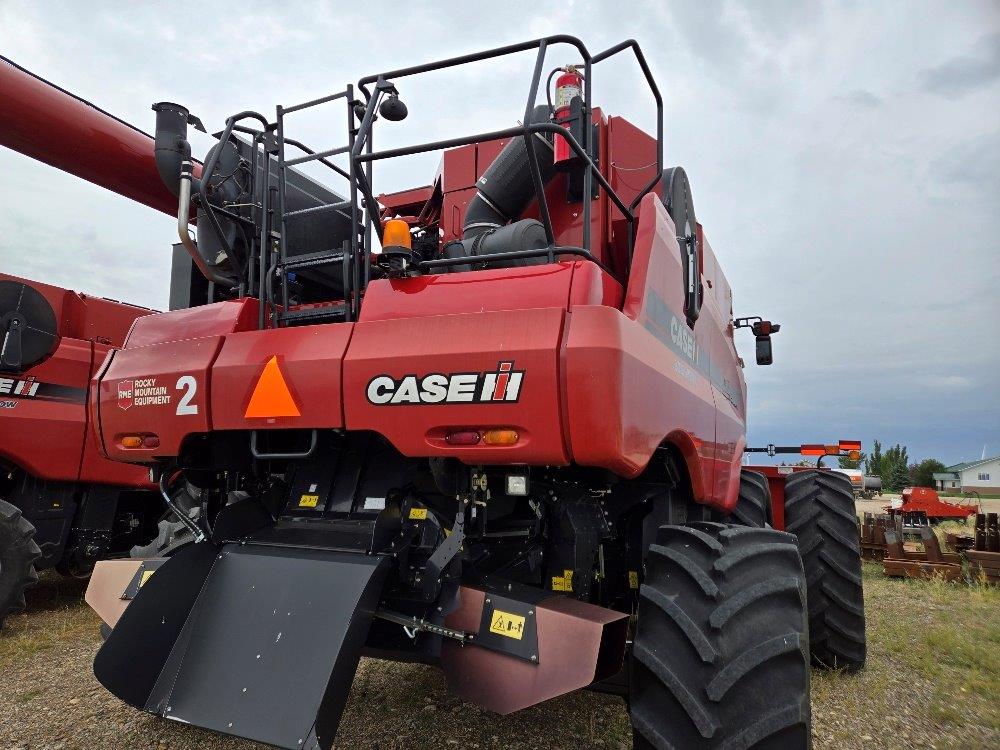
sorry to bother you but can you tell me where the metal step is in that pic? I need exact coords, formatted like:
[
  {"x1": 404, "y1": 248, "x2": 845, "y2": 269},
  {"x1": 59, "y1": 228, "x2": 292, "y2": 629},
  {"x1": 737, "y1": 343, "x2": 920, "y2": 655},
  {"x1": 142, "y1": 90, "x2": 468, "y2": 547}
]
[{"x1": 277, "y1": 303, "x2": 348, "y2": 326}]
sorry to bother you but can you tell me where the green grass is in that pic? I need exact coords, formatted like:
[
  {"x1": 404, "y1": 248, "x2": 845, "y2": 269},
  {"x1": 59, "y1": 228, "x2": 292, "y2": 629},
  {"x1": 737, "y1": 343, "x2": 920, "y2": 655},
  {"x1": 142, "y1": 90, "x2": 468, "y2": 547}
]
[
  {"x1": 810, "y1": 562, "x2": 999, "y2": 747},
  {"x1": 4, "y1": 566, "x2": 998, "y2": 749},
  {"x1": 0, "y1": 574, "x2": 95, "y2": 669}
]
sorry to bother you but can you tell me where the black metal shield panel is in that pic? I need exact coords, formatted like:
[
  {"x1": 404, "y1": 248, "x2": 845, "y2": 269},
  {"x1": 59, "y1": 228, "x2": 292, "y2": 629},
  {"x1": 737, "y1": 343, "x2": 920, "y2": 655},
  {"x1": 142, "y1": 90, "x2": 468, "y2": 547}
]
[
  {"x1": 94, "y1": 541, "x2": 220, "y2": 710},
  {"x1": 145, "y1": 544, "x2": 388, "y2": 750}
]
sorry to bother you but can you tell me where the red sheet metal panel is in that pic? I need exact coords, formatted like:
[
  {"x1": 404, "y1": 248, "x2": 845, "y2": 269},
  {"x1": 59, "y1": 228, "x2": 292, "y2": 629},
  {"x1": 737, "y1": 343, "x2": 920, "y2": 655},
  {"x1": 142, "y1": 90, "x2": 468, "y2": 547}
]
[
  {"x1": 212, "y1": 324, "x2": 353, "y2": 430},
  {"x1": 564, "y1": 194, "x2": 727, "y2": 508},
  {"x1": 97, "y1": 336, "x2": 222, "y2": 461},
  {"x1": 358, "y1": 263, "x2": 575, "y2": 323},
  {"x1": 344, "y1": 307, "x2": 569, "y2": 465},
  {"x1": 125, "y1": 299, "x2": 258, "y2": 348}
]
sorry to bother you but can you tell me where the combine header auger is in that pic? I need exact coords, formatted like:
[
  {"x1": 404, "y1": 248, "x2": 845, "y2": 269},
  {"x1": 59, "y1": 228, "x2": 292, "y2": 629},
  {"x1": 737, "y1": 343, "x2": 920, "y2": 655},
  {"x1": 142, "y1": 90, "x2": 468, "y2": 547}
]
[{"x1": 68, "y1": 36, "x2": 865, "y2": 749}]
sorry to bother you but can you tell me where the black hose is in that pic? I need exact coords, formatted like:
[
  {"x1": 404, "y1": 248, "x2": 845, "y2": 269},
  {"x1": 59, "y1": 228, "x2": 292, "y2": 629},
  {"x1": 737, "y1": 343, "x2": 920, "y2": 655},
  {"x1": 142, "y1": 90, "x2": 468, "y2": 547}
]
[{"x1": 461, "y1": 104, "x2": 556, "y2": 240}]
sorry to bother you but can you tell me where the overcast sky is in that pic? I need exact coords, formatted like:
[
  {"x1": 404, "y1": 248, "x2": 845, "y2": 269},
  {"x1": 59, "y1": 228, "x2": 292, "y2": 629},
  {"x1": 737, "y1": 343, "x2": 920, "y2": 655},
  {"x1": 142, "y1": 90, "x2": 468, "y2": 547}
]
[{"x1": 1, "y1": 1, "x2": 997, "y2": 466}]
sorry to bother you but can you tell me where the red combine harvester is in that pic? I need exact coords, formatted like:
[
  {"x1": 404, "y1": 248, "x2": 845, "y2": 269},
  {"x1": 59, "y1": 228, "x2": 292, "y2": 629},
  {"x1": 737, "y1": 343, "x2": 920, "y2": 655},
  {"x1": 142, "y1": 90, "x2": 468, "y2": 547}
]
[
  {"x1": 0, "y1": 272, "x2": 162, "y2": 626},
  {"x1": 7, "y1": 38, "x2": 866, "y2": 749}
]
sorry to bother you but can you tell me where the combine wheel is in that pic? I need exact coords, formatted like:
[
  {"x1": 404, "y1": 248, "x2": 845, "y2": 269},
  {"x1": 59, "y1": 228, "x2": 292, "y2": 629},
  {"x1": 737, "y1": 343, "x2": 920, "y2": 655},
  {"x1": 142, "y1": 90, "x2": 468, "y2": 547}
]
[
  {"x1": 784, "y1": 469, "x2": 866, "y2": 671},
  {"x1": 0, "y1": 499, "x2": 42, "y2": 629},
  {"x1": 630, "y1": 522, "x2": 811, "y2": 749},
  {"x1": 725, "y1": 470, "x2": 770, "y2": 527}
]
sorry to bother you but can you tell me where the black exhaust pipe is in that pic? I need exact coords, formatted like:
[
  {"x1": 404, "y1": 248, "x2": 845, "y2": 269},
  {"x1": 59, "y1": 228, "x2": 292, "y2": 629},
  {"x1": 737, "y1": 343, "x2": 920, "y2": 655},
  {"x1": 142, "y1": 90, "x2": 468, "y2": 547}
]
[{"x1": 152, "y1": 102, "x2": 203, "y2": 196}]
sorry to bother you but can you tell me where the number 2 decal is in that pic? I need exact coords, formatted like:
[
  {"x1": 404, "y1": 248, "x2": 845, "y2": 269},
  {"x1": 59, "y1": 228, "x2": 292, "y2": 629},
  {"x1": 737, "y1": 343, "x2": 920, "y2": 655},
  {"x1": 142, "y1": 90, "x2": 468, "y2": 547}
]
[{"x1": 175, "y1": 375, "x2": 199, "y2": 415}]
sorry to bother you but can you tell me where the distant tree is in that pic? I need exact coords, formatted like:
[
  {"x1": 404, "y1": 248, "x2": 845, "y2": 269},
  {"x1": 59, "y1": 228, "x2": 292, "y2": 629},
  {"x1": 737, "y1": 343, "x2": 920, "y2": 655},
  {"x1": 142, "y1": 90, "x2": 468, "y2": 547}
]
[
  {"x1": 839, "y1": 452, "x2": 866, "y2": 470},
  {"x1": 881, "y1": 443, "x2": 910, "y2": 491},
  {"x1": 913, "y1": 458, "x2": 946, "y2": 488},
  {"x1": 889, "y1": 460, "x2": 910, "y2": 491},
  {"x1": 865, "y1": 440, "x2": 883, "y2": 477}
]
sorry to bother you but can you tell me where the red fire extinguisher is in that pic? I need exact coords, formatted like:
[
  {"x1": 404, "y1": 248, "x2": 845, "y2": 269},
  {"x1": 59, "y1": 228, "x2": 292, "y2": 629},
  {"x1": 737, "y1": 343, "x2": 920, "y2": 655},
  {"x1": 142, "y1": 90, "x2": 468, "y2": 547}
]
[{"x1": 552, "y1": 66, "x2": 583, "y2": 170}]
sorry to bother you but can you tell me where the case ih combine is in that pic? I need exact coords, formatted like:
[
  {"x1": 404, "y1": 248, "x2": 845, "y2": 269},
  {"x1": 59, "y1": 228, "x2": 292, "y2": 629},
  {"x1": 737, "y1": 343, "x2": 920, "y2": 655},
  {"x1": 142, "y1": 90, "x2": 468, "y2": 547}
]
[
  {"x1": 5, "y1": 37, "x2": 866, "y2": 749},
  {"x1": 0, "y1": 273, "x2": 166, "y2": 626}
]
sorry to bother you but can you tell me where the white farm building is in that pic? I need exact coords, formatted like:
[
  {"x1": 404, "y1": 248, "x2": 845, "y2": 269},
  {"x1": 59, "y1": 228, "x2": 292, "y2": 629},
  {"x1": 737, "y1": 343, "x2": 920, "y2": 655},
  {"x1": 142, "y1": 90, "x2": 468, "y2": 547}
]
[{"x1": 933, "y1": 455, "x2": 1000, "y2": 494}]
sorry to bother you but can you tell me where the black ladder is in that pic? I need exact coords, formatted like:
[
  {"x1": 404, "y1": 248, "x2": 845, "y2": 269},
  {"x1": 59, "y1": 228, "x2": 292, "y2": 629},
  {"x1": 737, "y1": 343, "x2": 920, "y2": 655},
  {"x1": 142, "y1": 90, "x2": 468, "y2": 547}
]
[{"x1": 271, "y1": 85, "x2": 363, "y2": 326}]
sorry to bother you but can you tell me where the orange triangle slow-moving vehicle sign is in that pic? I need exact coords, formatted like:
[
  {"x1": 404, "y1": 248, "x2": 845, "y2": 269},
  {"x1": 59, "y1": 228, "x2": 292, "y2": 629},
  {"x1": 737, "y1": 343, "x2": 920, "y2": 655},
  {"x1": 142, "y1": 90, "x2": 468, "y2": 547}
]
[{"x1": 245, "y1": 356, "x2": 301, "y2": 418}]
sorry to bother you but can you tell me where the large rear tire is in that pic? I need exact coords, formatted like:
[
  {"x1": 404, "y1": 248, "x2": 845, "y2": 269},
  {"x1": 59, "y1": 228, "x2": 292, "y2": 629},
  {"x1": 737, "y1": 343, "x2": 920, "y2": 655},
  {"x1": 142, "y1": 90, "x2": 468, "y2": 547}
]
[
  {"x1": 726, "y1": 470, "x2": 770, "y2": 528},
  {"x1": 784, "y1": 469, "x2": 866, "y2": 671},
  {"x1": 630, "y1": 522, "x2": 811, "y2": 749},
  {"x1": 0, "y1": 499, "x2": 42, "y2": 629}
]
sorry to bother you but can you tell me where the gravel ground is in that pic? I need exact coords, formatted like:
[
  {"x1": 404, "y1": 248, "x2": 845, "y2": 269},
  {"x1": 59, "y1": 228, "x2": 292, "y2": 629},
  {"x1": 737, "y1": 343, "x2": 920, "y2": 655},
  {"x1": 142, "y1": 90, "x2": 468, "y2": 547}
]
[{"x1": 1, "y1": 561, "x2": 997, "y2": 750}]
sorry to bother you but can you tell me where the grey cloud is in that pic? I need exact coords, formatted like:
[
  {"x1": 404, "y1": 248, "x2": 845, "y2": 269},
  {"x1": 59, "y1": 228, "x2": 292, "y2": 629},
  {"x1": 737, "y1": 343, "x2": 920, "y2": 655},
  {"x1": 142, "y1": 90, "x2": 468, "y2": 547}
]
[
  {"x1": 920, "y1": 31, "x2": 1000, "y2": 99},
  {"x1": 0, "y1": 0, "x2": 998, "y2": 466},
  {"x1": 933, "y1": 131, "x2": 1000, "y2": 187},
  {"x1": 840, "y1": 89, "x2": 882, "y2": 108}
]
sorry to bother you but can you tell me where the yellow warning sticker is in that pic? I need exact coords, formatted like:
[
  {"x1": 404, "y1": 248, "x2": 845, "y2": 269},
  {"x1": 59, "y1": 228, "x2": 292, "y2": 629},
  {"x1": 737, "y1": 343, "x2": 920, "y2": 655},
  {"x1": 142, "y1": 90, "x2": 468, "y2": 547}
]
[
  {"x1": 551, "y1": 569, "x2": 574, "y2": 592},
  {"x1": 628, "y1": 571, "x2": 639, "y2": 589},
  {"x1": 140, "y1": 570, "x2": 156, "y2": 588},
  {"x1": 409, "y1": 507, "x2": 428, "y2": 520},
  {"x1": 489, "y1": 609, "x2": 526, "y2": 640},
  {"x1": 298, "y1": 494, "x2": 320, "y2": 508}
]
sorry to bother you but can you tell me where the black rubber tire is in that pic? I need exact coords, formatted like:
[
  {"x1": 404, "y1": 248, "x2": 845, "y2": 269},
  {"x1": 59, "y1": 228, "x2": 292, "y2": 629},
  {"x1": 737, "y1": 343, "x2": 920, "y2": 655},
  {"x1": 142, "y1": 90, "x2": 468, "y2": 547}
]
[
  {"x1": 784, "y1": 470, "x2": 866, "y2": 671},
  {"x1": 630, "y1": 522, "x2": 811, "y2": 749},
  {"x1": 726, "y1": 470, "x2": 770, "y2": 528},
  {"x1": 0, "y1": 499, "x2": 42, "y2": 629}
]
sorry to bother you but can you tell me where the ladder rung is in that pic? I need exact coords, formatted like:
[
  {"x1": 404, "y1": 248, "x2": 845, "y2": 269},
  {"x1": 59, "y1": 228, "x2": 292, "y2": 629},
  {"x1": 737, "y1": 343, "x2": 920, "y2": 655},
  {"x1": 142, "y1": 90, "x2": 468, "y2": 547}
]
[
  {"x1": 282, "y1": 251, "x2": 345, "y2": 270},
  {"x1": 282, "y1": 90, "x2": 349, "y2": 115},
  {"x1": 283, "y1": 201, "x2": 352, "y2": 220},
  {"x1": 285, "y1": 145, "x2": 350, "y2": 167}
]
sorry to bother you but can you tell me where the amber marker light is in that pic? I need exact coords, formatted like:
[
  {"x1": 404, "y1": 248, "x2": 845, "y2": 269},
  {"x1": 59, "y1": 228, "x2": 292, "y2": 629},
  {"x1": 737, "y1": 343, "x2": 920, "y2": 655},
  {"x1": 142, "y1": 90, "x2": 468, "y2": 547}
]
[{"x1": 482, "y1": 428, "x2": 519, "y2": 446}]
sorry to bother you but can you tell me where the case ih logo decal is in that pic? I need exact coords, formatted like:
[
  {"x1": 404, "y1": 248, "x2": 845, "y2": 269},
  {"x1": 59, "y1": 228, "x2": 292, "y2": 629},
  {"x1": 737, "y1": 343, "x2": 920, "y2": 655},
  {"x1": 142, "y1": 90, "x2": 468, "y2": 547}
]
[
  {"x1": 0, "y1": 376, "x2": 85, "y2": 405},
  {"x1": 0, "y1": 376, "x2": 40, "y2": 398},
  {"x1": 367, "y1": 361, "x2": 524, "y2": 405}
]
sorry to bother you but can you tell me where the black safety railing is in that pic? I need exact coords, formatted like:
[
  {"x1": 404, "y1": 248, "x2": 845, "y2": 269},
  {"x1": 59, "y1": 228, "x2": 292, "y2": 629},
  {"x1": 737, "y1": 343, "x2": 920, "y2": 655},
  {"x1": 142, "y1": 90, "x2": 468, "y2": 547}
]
[
  {"x1": 197, "y1": 37, "x2": 661, "y2": 330},
  {"x1": 354, "y1": 35, "x2": 663, "y2": 281}
]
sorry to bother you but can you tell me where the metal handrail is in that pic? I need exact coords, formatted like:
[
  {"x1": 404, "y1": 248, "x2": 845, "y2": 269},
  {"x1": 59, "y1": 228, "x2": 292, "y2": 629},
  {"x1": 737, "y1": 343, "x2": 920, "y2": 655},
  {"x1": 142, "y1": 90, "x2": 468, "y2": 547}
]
[
  {"x1": 354, "y1": 35, "x2": 663, "y2": 273},
  {"x1": 197, "y1": 111, "x2": 270, "y2": 282},
  {"x1": 275, "y1": 86, "x2": 360, "y2": 323}
]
